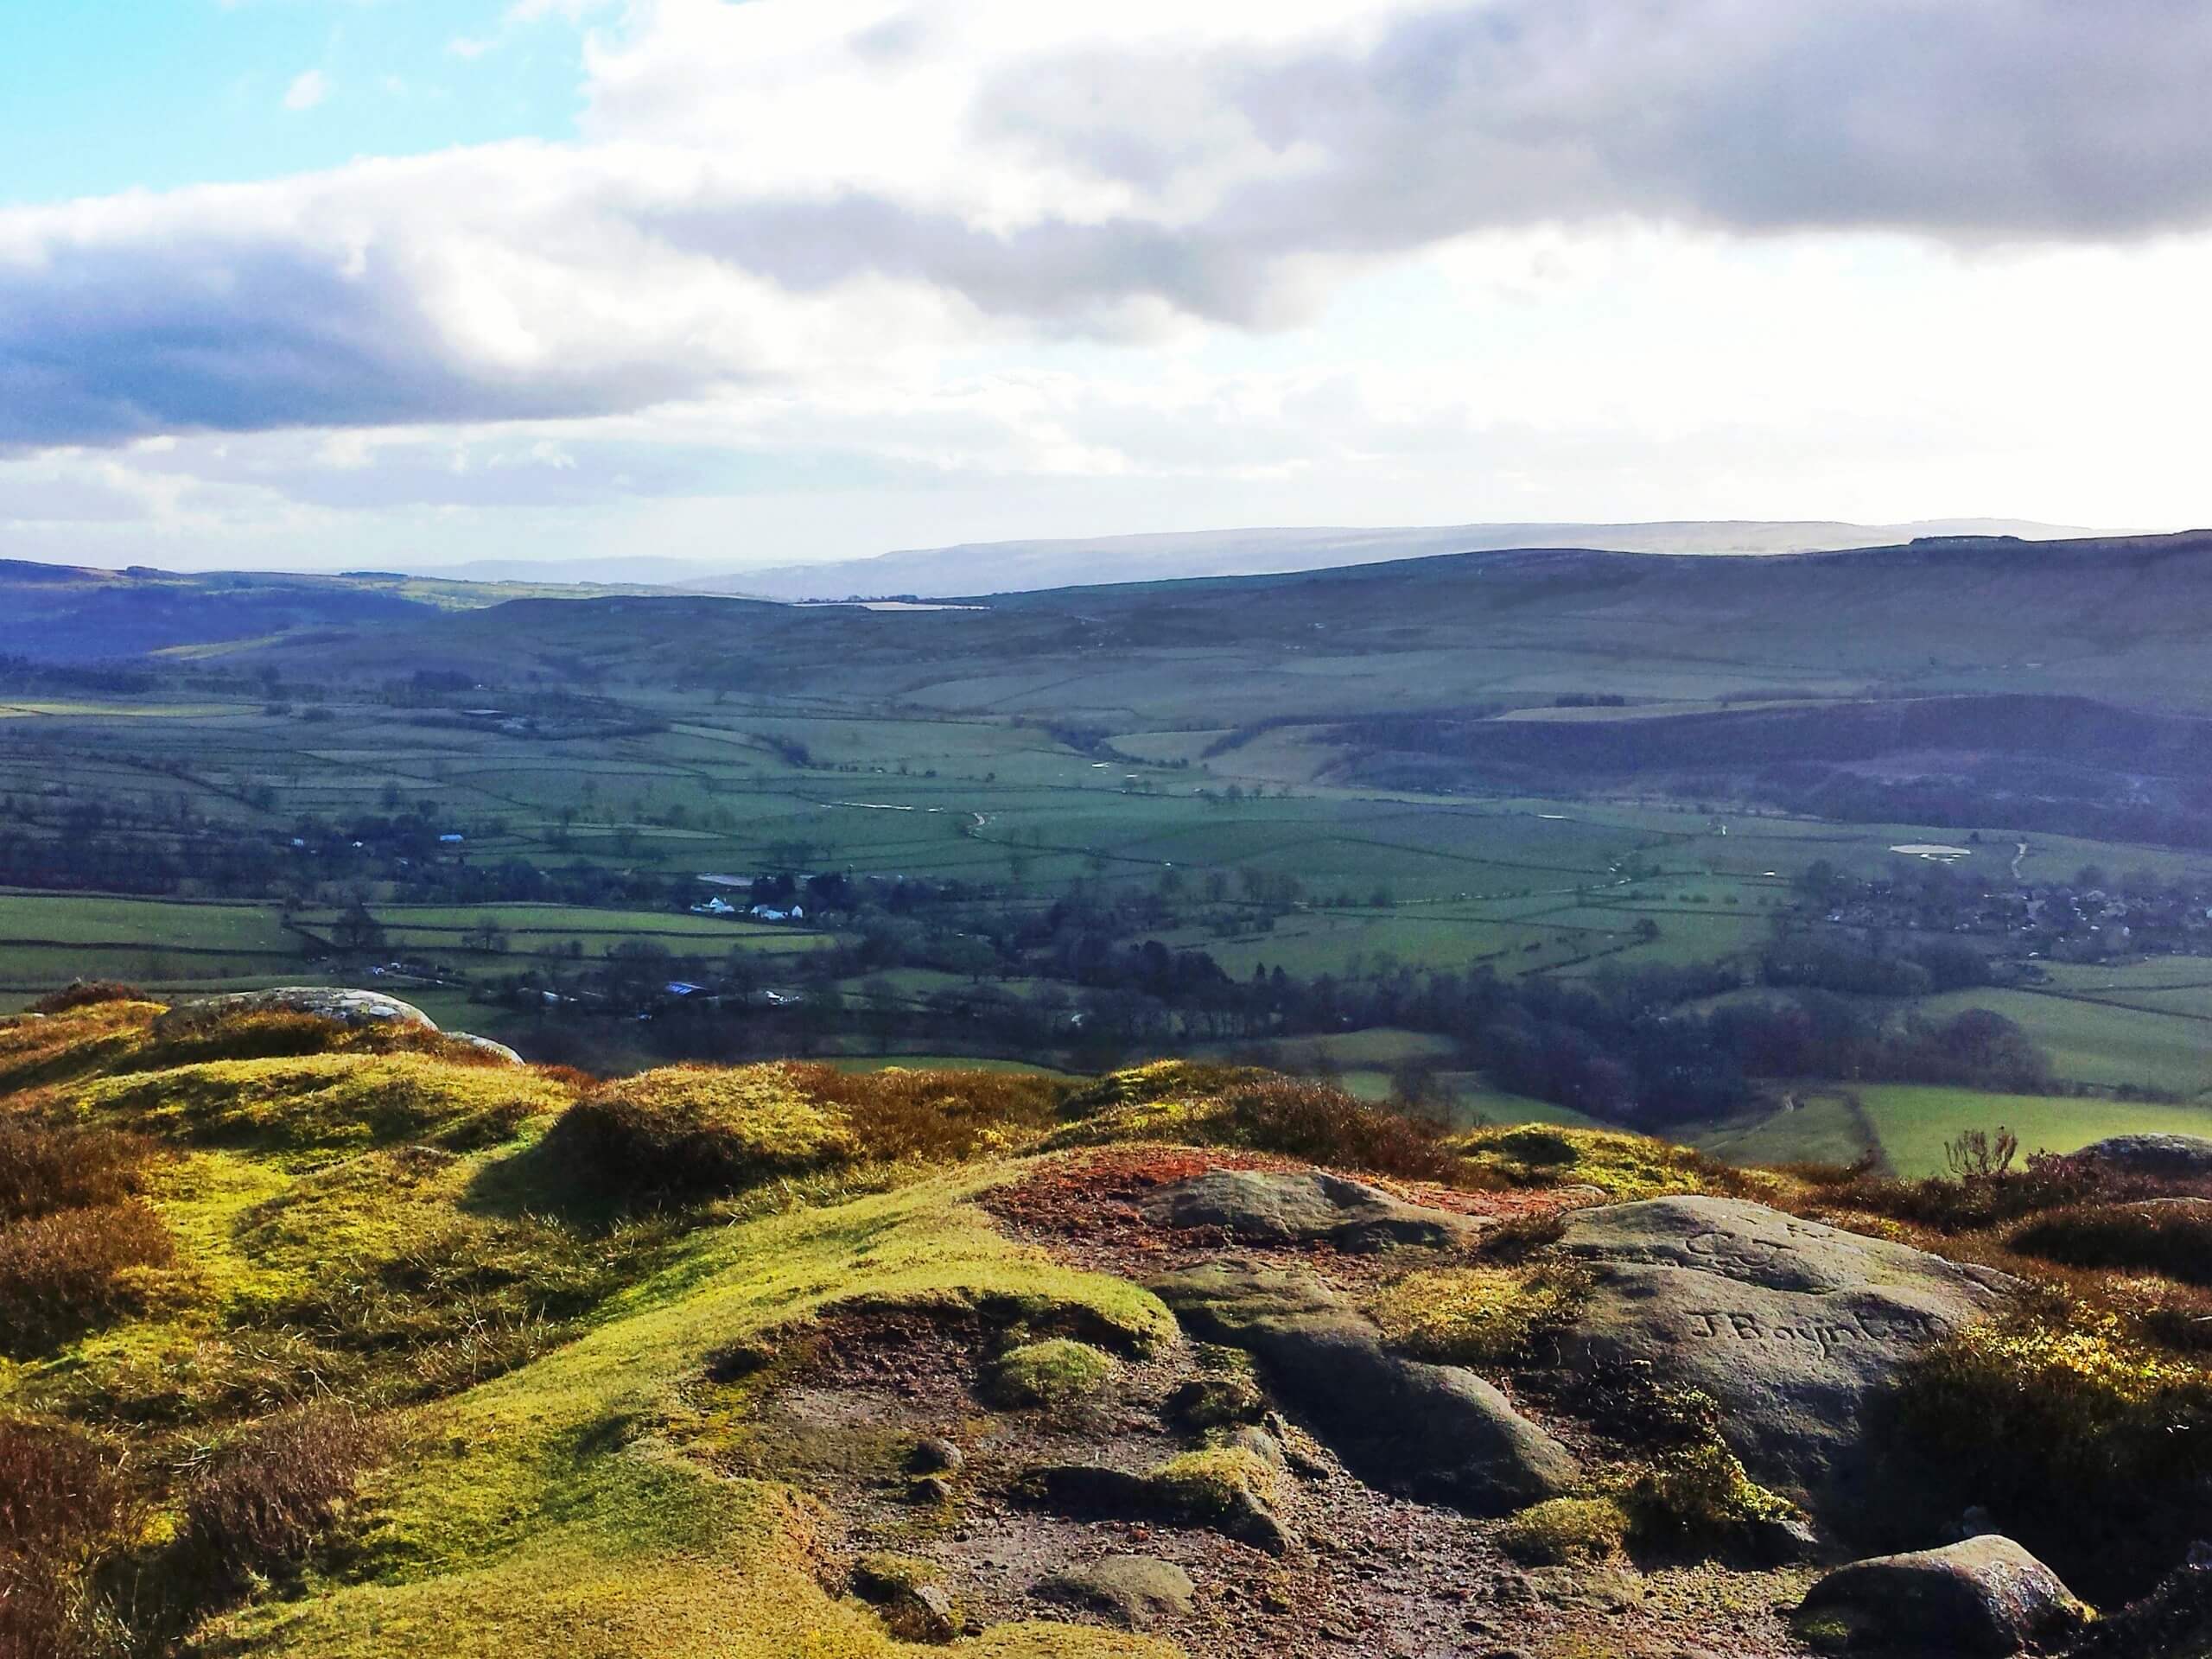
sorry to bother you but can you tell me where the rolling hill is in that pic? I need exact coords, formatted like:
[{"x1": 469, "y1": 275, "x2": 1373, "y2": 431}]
[{"x1": 688, "y1": 517, "x2": 2107, "y2": 601}]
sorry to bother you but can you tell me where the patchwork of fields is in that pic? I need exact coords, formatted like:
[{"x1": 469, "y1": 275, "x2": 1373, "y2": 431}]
[{"x1": 4, "y1": 551, "x2": 2209, "y2": 1173}]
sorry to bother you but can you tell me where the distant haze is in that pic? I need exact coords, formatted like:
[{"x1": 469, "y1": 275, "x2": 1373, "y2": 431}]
[{"x1": 683, "y1": 518, "x2": 2107, "y2": 601}]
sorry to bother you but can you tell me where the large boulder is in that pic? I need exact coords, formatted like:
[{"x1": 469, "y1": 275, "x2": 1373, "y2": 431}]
[
  {"x1": 2075, "y1": 1133, "x2": 2212, "y2": 1179},
  {"x1": 149, "y1": 988, "x2": 525, "y2": 1067},
  {"x1": 1141, "y1": 1168, "x2": 1472, "y2": 1252},
  {"x1": 849, "y1": 1554, "x2": 958, "y2": 1644},
  {"x1": 1152, "y1": 1260, "x2": 1579, "y2": 1513},
  {"x1": 1795, "y1": 1535, "x2": 2089, "y2": 1656},
  {"x1": 154, "y1": 987, "x2": 439, "y2": 1034},
  {"x1": 1554, "y1": 1197, "x2": 2014, "y2": 1518},
  {"x1": 446, "y1": 1031, "x2": 524, "y2": 1066}
]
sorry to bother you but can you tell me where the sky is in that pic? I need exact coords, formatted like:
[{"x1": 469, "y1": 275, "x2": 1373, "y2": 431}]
[{"x1": 3, "y1": 0, "x2": 2209, "y2": 575}]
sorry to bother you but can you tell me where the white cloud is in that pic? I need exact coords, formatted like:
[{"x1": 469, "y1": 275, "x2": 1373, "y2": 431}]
[
  {"x1": 3, "y1": 0, "x2": 2209, "y2": 563},
  {"x1": 282, "y1": 69, "x2": 329, "y2": 112}
]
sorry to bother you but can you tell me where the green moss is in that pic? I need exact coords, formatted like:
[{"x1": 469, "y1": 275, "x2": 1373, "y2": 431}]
[
  {"x1": 194, "y1": 1167, "x2": 1176, "y2": 1656},
  {"x1": 987, "y1": 1338, "x2": 1116, "y2": 1408},
  {"x1": 62, "y1": 1054, "x2": 568, "y2": 1165},
  {"x1": 1145, "y1": 1446, "x2": 1281, "y2": 1518},
  {"x1": 1495, "y1": 1497, "x2": 1630, "y2": 1566},
  {"x1": 1166, "y1": 1348, "x2": 1264, "y2": 1428},
  {"x1": 1452, "y1": 1124, "x2": 1756, "y2": 1201},
  {"x1": 537, "y1": 1065, "x2": 859, "y2": 1202},
  {"x1": 1623, "y1": 1440, "x2": 1796, "y2": 1544},
  {"x1": 1793, "y1": 1612, "x2": 1855, "y2": 1653},
  {"x1": 4, "y1": 1012, "x2": 1186, "y2": 1656},
  {"x1": 1366, "y1": 1262, "x2": 1592, "y2": 1367}
]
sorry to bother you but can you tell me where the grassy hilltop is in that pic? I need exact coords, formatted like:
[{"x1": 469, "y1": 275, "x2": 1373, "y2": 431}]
[{"x1": 6, "y1": 988, "x2": 2212, "y2": 1658}]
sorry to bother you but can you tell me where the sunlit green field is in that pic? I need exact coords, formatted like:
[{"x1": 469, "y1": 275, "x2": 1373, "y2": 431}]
[
  {"x1": 1857, "y1": 1084, "x2": 2212, "y2": 1179},
  {"x1": 1918, "y1": 988, "x2": 2212, "y2": 1100}
]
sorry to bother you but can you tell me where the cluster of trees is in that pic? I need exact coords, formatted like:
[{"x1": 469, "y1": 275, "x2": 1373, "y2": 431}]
[
  {"x1": 1760, "y1": 934, "x2": 1994, "y2": 998},
  {"x1": 1755, "y1": 766, "x2": 2212, "y2": 853},
  {"x1": 0, "y1": 657, "x2": 155, "y2": 696},
  {"x1": 476, "y1": 908, "x2": 2057, "y2": 1127}
]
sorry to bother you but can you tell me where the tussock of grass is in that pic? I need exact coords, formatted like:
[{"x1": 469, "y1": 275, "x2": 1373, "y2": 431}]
[
  {"x1": 539, "y1": 1063, "x2": 1085, "y2": 1208},
  {"x1": 1623, "y1": 1439, "x2": 1796, "y2": 1545},
  {"x1": 0, "y1": 1000, "x2": 162, "y2": 1095},
  {"x1": 789, "y1": 1063, "x2": 1069, "y2": 1166},
  {"x1": 1452, "y1": 1124, "x2": 1753, "y2": 1201},
  {"x1": 1, "y1": 1000, "x2": 511, "y2": 1104},
  {"x1": 2011, "y1": 1198, "x2": 2212, "y2": 1286},
  {"x1": 0, "y1": 1114, "x2": 159, "y2": 1222},
  {"x1": 1366, "y1": 1262, "x2": 1593, "y2": 1368},
  {"x1": 1567, "y1": 1369, "x2": 1798, "y2": 1550},
  {"x1": 57, "y1": 1053, "x2": 571, "y2": 1164},
  {"x1": 27, "y1": 982, "x2": 148, "y2": 1015},
  {"x1": 1496, "y1": 1496, "x2": 1630, "y2": 1565},
  {"x1": 1054, "y1": 1067, "x2": 1455, "y2": 1181},
  {"x1": 0, "y1": 1414, "x2": 141, "y2": 1659},
  {"x1": 1062, "y1": 1061, "x2": 1263, "y2": 1116},
  {"x1": 987, "y1": 1338, "x2": 1115, "y2": 1408},
  {"x1": 174, "y1": 1405, "x2": 383, "y2": 1592},
  {"x1": 1145, "y1": 1445, "x2": 1282, "y2": 1518},
  {"x1": 538, "y1": 1065, "x2": 858, "y2": 1203},
  {"x1": 0, "y1": 1197, "x2": 175, "y2": 1356},
  {"x1": 135, "y1": 1008, "x2": 503, "y2": 1073}
]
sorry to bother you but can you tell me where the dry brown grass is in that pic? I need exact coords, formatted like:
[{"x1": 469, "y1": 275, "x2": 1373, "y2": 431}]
[
  {"x1": 0, "y1": 1001, "x2": 160, "y2": 1096},
  {"x1": 175, "y1": 1406, "x2": 381, "y2": 1588},
  {"x1": 1207, "y1": 1076, "x2": 1459, "y2": 1182},
  {"x1": 0, "y1": 1199, "x2": 175, "y2": 1355},
  {"x1": 784, "y1": 1062, "x2": 1068, "y2": 1164},
  {"x1": 0, "y1": 1117, "x2": 159, "y2": 1223},
  {"x1": 27, "y1": 983, "x2": 148, "y2": 1016},
  {"x1": 0, "y1": 1416, "x2": 139, "y2": 1659},
  {"x1": 2010, "y1": 1198, "x2": 2212, "y2": 1287}
]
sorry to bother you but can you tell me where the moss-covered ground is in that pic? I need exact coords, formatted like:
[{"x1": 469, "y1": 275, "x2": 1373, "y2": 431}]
[
  {"x1": 2, "y1": 1000, "x2": 1181, "y2": 1658},
  {"x1": 8, "y1": 996, "x2": 2211, "y2": 1655}
]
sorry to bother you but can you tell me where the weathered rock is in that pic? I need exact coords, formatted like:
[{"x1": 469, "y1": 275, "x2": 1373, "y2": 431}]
[
  {"x1": 1166, "y1": 1370, "x2": 1266, "y2": 1429},
  {"x1": 154, "y1": 986, "x2": 440, "y2": 1034},
  {"x1": 1152, "y1": 1260, "x2": 1579, "y2": 1513},
  {"x1": 850, "y1": 1554, "x2": 959, "y2": 1643},
  {"x1": 1034, "y1": 1556, "x2": 1196, "y2": 1630},
  {"x1": 2062, "y1": 1549, "x2": 2212, "y2": 1659},
  {"x1": 1554, "y1": 1197, "x2": 2013, "y2": 1515},
  {"x1": 2075, "y1": 1133, "x2": 2212, "y2": 1179},
  {"x1": 1020, "y1": 1459, "x2": 1289, "y2": 1554},
  {"x1": 1142, "y1": 1168, "x2": 1472, "y2": 1252},
  {"x1": 1221, "y1": 1424, "x2": 1287, "y2": 1469},
  {"x1": 446, "y1": 1031, "x2": 524, "y2": 1065},
  {"x1": 906, "y1": 1436, "x2": 965, "y2": 1477},
  {"x1": 1795, "y1": 1535, "x2": 2088, "y2": 1656}
]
